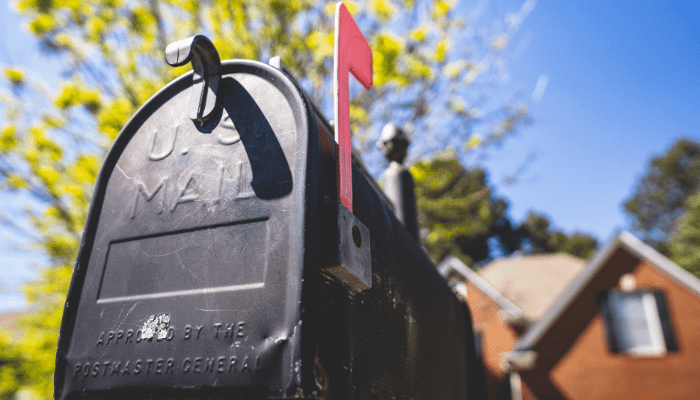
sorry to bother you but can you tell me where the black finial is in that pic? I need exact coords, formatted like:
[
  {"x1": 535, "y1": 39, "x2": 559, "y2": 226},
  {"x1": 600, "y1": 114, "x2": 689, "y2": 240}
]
[{"x1": 379, "y1": 123, "x2": 410, "y2": 164}]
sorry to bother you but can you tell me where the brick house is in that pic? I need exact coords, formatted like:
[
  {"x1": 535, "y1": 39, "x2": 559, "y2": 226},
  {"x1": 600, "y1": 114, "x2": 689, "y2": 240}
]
[
  {"x1": 439, "y1": 231, "x2": 700, "y2": 400},
  {"x1": 438, "y1": 253, "x2": 586, "y2": 399}
]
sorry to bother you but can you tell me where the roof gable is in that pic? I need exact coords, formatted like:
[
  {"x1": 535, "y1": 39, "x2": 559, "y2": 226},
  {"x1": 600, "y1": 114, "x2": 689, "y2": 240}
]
[{"x1": 515, "y1": 231, "x2": 700, "y2": 351}]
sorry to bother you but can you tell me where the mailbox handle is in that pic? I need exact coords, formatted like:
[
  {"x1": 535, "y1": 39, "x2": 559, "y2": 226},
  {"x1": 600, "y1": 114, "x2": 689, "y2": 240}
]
[{"x1": 165, "y1": 35, "x2": 222, "y2": 122}]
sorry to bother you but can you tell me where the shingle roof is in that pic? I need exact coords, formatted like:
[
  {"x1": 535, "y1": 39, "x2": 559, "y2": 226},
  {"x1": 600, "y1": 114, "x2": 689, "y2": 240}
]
[{"x1": 478, "y1": 253, "x2": 587, "y2": 322}]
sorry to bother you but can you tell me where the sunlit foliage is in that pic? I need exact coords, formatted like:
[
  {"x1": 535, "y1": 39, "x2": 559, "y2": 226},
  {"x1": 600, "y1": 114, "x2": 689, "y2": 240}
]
[
  {"x1": 624, "y1": 139, "x2": 700, "y2": 253},
  {"x1": 412, "y1": 155, "x2": 597, "y2": 266},
  {"x1": 412, "y1": 153, "x2": 513, "y2": 266},
  {"x1": 0, "y1": 1, "x2": 533, "y2": 397},
  {"x1": 518, "y1": 211, "x2": 597, "y2": 260},
  {"x1": 668, "y1": 191, "x2": 700, "y2": 278}
]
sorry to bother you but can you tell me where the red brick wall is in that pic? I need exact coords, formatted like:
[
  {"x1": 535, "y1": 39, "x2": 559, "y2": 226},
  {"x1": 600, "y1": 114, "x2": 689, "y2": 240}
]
[{"x1": 466, "y1": 283, "x2": 521, "y2": 400}]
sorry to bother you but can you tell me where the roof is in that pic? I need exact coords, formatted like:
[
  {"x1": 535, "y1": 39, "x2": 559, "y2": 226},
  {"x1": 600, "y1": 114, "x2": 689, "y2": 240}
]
[
  {"x1": 437, "y1": 256, "x2": 525, "y2": 321},
  {"x1": 478, "y1": 253, "x2": 586, "y2": 322},
  {"x1": 515, "y1": 231, "x2": 700, "y2": 351}
]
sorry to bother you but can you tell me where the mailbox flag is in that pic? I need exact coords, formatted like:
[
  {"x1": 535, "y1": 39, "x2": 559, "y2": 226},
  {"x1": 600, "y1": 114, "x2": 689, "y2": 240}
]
[{"x1": 333, "y1": 1, "x2": 373, "y2": 213}]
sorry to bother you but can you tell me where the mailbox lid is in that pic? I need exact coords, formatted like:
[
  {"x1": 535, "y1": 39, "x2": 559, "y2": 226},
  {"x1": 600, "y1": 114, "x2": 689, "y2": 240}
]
[{"x1": 55, "y1": 60, "x2": 319, "y2": 399}]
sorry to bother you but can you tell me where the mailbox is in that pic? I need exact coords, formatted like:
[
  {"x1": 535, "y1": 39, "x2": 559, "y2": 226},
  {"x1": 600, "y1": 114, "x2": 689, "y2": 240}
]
[{"x1": 55, "y1": 31, "x2": 480, "y2": 400}]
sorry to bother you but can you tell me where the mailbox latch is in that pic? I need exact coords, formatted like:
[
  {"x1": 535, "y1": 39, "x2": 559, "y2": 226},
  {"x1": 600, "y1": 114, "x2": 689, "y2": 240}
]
[{"x1": 165, "y1": 35, "x2": 221, "y2": 122}]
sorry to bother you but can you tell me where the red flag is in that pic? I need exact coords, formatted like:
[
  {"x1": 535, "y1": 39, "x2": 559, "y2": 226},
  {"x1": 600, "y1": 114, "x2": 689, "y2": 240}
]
[{"x1": 334, "y1": 2, "x2": 373, "y2": 213}]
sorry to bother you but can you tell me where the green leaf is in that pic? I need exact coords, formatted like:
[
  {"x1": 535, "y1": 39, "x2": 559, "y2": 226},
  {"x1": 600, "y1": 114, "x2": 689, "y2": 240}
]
[
  {"x1": 434, "y1": 38, "x2": 448, "y2": 62},
  {"x1": 372, "y1": 32, "x2": 404, "y2": 87},
  {"x1": 55, "y1": 84, "x2": 102, "y2": 114},
  {"x1": 29, "y1": 14, "x2": 56, "y2": 34},
  {"x1": 4, "y1": 68, "x2": 25, "y2": 87},
  {"x1": 0, "y1": 125, "x2": 18, "y2": 152},
  {"x1": 98, "y1": 98, "x2": 133, "y2": 139},
  {"x1": 371, "y1": 0, "x2": 394, "y2": 21}
]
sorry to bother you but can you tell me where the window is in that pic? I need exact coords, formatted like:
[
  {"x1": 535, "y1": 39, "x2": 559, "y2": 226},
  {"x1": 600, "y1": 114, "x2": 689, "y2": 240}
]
[
  {"x1": 598, "y1": 290, "x2": 677, "y2": 356},
  {"x1": 473, "y1": 330, "x2": 483, "y2": 359}
]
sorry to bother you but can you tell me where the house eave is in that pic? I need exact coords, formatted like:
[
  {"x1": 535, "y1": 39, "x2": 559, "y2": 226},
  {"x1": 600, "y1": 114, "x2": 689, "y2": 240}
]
[{"x1": 437, "y1": 256, "x2": 526, "y2": 322}]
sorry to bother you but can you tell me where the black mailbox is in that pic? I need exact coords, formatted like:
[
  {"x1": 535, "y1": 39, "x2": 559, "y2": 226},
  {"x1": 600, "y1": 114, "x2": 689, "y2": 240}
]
[{"x1": 55, "y1": 36, "x2": 480, "y2": 400}]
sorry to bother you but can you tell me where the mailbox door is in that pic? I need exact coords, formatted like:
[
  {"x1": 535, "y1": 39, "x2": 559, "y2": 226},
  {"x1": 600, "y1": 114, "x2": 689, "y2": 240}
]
[{"x1": 55, "y1": 60, "x2": 319, "y2": 399}]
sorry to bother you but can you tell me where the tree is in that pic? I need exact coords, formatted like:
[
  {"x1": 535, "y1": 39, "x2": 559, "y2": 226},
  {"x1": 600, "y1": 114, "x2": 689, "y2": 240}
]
[
  {"x1": 411, "y1": 155, "x2": 598, "y2": 266},
  {"x1": 411, "y1": 153, "x2": 517, "y2": 266},
  {"x1": 0, "y1": 266, "x2": 72, "y2": 400},
  {"x1": 668, "y1": 190, "x2": 700, "y2": 278},
  {"x1": 518, "y1": 211, "x2": 597, "y2": 260},
  {"x1": 0, "y1": 332, "x2": 25, "y2": 399},
  {"x1": 0, "y1": 1, "x2": 535, "y2": 397},
  {"x1": 624, "y1": 138, "x2": 700, "y2": 252}
]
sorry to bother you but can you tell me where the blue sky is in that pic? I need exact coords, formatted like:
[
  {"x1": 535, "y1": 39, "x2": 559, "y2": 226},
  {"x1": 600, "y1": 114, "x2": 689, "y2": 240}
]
[
  {"x1": 0, "y1": 0, "x2": 699, "y2": 311},
  {"x1": 481, "y1": 0, "x2": 700, "y2": 244}
]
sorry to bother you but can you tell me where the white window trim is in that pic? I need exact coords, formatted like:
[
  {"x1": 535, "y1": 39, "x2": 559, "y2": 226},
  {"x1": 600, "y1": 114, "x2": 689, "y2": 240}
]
[
  {"x1": 621, "y1": 293, "x2": 666, "y2": 357},
  {"x1": 510, "y1": 372, "x2": 522, "y2": 400}
]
